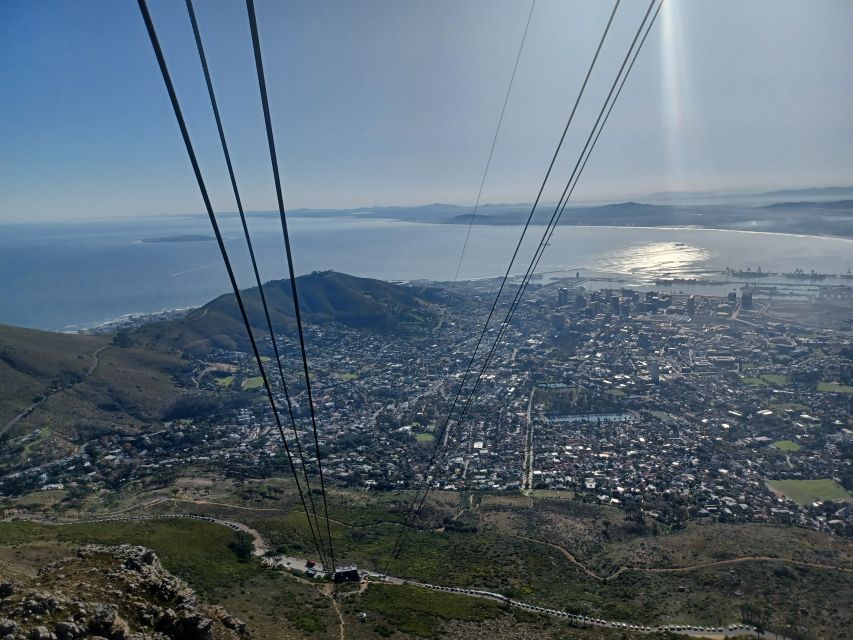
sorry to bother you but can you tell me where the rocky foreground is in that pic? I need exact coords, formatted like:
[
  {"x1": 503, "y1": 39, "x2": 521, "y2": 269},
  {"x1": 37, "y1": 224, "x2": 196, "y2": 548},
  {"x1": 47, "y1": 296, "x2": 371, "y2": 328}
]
[{"x1": 0, "y1": 545, "x2": 249, "y2": 640}]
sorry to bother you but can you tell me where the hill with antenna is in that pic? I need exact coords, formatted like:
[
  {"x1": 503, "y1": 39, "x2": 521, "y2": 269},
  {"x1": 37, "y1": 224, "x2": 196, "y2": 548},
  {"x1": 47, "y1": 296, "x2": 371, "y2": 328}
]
[{"x1": 136, "y1": 271, "x2": 443, "y2": 354}]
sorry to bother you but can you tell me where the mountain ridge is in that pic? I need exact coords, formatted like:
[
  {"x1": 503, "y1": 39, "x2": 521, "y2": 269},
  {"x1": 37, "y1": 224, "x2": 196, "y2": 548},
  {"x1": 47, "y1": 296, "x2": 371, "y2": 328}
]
[{"x1": 135, "y1": 270, "x2": 442, "y2": 354}]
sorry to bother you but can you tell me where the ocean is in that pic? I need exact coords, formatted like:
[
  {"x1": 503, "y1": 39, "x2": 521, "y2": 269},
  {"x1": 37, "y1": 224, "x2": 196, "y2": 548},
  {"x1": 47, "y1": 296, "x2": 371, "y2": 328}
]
[{"x1": 1, "y1": 214, "x2": 851, "y2": 331}]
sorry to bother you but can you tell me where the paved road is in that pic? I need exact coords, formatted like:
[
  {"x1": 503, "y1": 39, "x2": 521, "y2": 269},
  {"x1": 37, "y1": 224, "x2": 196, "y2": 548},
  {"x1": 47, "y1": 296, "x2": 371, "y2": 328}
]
[
  {"x1": 521, "y1": 387, "x2": 535, "y2": 491},
  {"x1": 1, "y1": 344, "x2": 109, "y2": 437}
]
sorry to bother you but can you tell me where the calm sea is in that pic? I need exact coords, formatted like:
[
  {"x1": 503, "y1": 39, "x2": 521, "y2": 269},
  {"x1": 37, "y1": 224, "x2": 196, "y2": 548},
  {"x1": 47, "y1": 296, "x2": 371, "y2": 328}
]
[{"x1": 1, "y1": 214, "x2": 851, "y2": 331}]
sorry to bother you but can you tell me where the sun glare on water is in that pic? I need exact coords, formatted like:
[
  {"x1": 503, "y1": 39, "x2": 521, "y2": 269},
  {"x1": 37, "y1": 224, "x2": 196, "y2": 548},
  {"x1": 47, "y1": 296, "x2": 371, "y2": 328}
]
[{"x1": 594, "y1": 241, "x2": 712, "y2": 281}]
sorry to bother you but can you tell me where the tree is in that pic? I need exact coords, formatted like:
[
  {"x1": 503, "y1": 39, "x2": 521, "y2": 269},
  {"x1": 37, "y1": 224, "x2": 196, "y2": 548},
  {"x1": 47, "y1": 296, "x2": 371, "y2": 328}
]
[{"x1": 229, "y1": 532, "x2": 255, "y2": 562}]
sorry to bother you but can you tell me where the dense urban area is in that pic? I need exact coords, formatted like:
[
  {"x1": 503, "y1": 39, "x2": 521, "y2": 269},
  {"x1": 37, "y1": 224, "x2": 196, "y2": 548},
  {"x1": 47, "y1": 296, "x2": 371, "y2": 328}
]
[{"x1": 4, "y1": 274, "x2": 851, "y2": 539}]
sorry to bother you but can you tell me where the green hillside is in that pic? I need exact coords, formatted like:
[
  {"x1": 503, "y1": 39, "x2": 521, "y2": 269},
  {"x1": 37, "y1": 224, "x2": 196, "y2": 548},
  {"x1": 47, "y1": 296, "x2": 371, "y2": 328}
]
[
  {"x1": 0, "y1": 323, "x2": 195, "y2": 470},
  {"x1": 0, "y1": 324, "x2": 108, "y2": 426},
  {"x1": 136, "y1": 270, "x2": 442, "y2": 354}
]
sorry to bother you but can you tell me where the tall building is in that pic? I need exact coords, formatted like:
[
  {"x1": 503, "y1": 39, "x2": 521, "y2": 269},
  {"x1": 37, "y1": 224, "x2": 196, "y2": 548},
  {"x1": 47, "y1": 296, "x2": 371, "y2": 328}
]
[
  {"x1": 741, "y1": 291, "x2": 753, "y2": 309},
  {"x1": 558, "y1": 287, "x2": 569, "y2": 306}
]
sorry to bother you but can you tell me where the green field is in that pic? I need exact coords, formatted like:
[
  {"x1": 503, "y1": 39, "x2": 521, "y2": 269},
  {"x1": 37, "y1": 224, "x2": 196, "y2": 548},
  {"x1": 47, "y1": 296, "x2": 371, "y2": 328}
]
[
  {"x1": 415, "y1": 433, "x2": 435, "y2": 443},
  {"x1": 817, "y1": 381, "x2": 853, "y2": 393},
  {"x1": 766, "y1": 479, "x2": 853, "y2": 506},
  {"x1": 241, "y1": 376, "x2": 265, "y2": 390},
  {"x1": 215, "y1": 375, "x2": 235, "y2": 387},
  {"x1": 771, "y1": 440, "x2": 801, "y2": 452},
  {"x1": 530, "y1": 489, "x2": 575, "y2": 499},
  {"x1": 339, "y1": 372, "x2": 358, "y2": 381},
  {"x1": 743, "y1": 374, "x2": 787, "y2": 386}
]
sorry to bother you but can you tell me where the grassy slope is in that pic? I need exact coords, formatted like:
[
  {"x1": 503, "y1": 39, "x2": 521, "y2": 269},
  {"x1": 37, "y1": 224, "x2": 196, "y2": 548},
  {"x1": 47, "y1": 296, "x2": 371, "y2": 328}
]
[
  {"x1": 0, "y1": 322, "x2": 196, "y2": 471},
  {"x1": 45, "y1": 343, "x2": 189, "y2": 426},
  {"x1": 0, "y1": 324, "x2": 107, "y2": 423},
  {"x1": 0, "y1": 519, "x2": 256, "y2": 595},
  {"x1": 0, "y1": 520, "x2": 342, "y2": 640},
  {"x1": 0, "y1": 516, "x2": 646, "y2": 640}
]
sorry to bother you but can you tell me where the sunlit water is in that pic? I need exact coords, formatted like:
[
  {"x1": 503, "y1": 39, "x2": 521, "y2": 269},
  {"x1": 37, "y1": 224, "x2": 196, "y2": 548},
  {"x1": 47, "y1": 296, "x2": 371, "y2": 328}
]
[
  {"x1": 1, "y1": 215, "x2": 851, "y2": 331},
  {"x1": 592, "y1": 241, "x2": 713, "y2": 280}
]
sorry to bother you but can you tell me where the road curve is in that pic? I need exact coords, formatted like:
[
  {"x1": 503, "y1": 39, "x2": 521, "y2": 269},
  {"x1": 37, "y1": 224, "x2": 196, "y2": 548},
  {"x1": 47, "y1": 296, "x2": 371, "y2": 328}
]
[
  {"x1": 1, "y1": 344, "x2": 109, "y2": 436},
  {"x1": 21, "y1": 512, "x2": 796, "y2": 640}
]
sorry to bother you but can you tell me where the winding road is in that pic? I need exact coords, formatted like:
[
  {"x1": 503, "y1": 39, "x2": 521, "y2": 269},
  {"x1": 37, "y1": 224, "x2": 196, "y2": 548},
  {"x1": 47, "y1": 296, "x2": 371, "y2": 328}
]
[
  {"x1": 1, "y1": 344, "x2": 110, "y2": 437},
  {"x1": 17, "y1": 496, "x2": 841, "y2": 639}
]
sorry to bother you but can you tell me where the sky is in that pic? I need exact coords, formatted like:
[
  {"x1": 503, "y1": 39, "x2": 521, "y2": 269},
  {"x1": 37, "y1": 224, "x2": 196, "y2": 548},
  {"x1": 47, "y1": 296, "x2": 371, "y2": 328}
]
[{"x1": 1, "y1": 0, "x2": 852, "y2": 222}]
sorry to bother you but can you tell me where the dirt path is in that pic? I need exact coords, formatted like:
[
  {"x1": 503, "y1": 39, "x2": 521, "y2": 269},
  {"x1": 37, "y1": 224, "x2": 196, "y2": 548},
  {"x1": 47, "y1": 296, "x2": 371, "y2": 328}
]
[
  {"x1": 324, "y1": 587, "x2": 346, "y2": 640},
  {"x1": 511, "y1": 534, "x2": 853, "y2": 581},
  {"x1": 511, "y1": 534, "x2": 602, "y2": 580}
]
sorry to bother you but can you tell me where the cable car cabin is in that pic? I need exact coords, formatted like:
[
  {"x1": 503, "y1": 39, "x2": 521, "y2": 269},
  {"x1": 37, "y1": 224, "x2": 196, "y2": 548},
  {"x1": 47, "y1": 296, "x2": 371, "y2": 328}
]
[{"x1": 333, "y1": 565, "x2": 361, "y2": 583}]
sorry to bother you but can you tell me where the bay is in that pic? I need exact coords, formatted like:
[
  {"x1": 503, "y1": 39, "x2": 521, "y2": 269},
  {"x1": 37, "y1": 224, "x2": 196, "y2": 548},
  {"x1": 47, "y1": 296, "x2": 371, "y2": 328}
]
[{"x1": 1, "y1": 214, "x2": 851, "y2": 331}]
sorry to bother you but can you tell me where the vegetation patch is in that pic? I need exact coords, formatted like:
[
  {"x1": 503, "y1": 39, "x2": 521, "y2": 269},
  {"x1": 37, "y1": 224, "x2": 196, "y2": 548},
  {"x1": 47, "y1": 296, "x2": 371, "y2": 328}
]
[
  {"x1": 770, "y1": 440, "x2": 801, "y2": 452},
  {"x1": 0, "y1": 519, "x2": 259, "y2": 596},
  {"x1": 765, "y1": 479, "x2": 853, "y2": 506},
  {"x1": 817, "y1": 381, "x2": 853, "y2": 393},
  {"x1": 241, "y1": 376, "x2": 265, "y2": 390},
  {"x1": 358, "y1": 583, "x2": 501, "y2": 637}
]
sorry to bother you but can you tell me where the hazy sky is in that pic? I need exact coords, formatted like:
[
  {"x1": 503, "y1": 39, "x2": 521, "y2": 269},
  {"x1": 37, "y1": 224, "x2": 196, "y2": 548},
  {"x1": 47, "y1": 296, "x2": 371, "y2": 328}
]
[{"x1": 2, "y1": 0, "x2": 852, "y2": 221}]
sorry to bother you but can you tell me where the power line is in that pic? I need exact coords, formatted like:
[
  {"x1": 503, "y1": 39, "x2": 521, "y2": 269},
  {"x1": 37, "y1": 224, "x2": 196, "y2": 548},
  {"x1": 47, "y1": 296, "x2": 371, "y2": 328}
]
[
  {"x1": 477, "y1": 0, "x2": 664, "y2": 383},
  {"x1": 421, "y1": 0, "x2": 664, "y2": 520},
  {"x1": 184, "y1": 0, "x2": 329, "y2": 571},
  {"x1": 441, "y1": 0, "x2": 536, "y2": 322},
  {"x1": 137, "y1": 0, "x2": 329, "y2": 568},
  {"x1": 530, "y1": 1, "x2": 665, "y2": 280},
  {"x1": 245, "y1": 0, "x2": 336, "y2": 572},
  {"x1": 386, "y1": 0, "x2": 622, "y2": 571}
]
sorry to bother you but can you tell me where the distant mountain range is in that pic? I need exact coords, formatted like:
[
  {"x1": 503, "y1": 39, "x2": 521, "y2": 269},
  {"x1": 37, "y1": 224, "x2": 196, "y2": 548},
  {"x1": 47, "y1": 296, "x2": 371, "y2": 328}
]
[
  {"x1": 235, "y1": 190, "x2": 853, "y2": 238},
  {"x1": 438, "y1": 199, "x2": 853, "y2": 238},
  {"x1": 757, "y1": 186, "x2": 853, "y2": 199},
  {"x1": 647, "y1": 185, "x2": 853, "y2": 202}
]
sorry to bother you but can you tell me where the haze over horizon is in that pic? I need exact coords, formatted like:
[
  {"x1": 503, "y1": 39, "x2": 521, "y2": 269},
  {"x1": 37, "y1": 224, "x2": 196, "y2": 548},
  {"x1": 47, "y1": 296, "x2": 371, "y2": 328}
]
[{"x1": 2, "y1": 0, "x2": 853, "y2": 222}]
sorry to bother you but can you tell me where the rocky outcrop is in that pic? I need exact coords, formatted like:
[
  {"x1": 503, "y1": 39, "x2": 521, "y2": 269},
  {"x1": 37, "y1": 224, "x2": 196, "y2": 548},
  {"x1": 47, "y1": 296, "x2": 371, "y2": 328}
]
[{"x1": 0, "y1": 546, "x2": 248, "y2": 640}]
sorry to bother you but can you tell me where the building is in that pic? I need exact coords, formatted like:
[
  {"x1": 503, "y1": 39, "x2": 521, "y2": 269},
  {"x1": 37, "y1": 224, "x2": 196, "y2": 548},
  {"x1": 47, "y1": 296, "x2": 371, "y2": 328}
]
[{"x1": 333, "y1": 565, "x2": 361, "y2": 583}]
